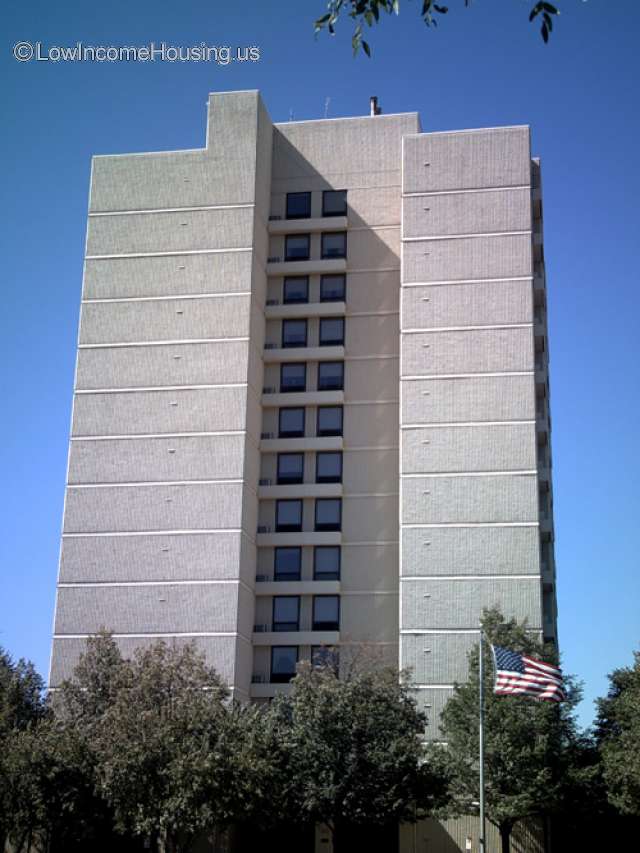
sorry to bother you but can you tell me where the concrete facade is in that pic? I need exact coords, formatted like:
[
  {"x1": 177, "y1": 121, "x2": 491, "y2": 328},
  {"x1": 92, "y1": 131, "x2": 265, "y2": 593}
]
[{"x1": 50, "y1": 92, "x2": 557, "y2": 741}]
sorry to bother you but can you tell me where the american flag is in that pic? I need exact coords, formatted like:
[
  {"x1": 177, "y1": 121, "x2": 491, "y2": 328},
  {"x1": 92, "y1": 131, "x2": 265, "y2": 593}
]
[{"x1": 491, "y1": 645, "x2": 565, "y2": 703}]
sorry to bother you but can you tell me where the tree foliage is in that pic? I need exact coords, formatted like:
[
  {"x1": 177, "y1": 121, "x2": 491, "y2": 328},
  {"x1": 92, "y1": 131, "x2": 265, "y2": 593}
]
[
  {"x1": 595, "y1": 650, "x2": 640, "y2": 816},
  {"x1": 435, "y1": 608, "x2": 582, "y2": 853},
  {"x1": 314, "y1": 0, "x2": 561, "y2": 56}
]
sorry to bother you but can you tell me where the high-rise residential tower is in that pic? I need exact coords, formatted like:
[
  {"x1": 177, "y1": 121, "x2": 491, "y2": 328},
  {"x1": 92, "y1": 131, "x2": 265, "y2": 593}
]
[{"x1": 50, "y1": 91, "x2": 557, "y2": 739}]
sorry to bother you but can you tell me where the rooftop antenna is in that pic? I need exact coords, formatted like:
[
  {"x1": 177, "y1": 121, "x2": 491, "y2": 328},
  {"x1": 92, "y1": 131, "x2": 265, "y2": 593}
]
[{"x1": 324, "y1": 97, "x2": 331, "y2": 118}]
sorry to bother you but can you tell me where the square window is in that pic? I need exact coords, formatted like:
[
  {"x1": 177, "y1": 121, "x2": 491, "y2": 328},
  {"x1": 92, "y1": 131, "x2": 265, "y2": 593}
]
[
  {"x1": 283, "y1": 276, "x2": 309, "y2": 305},
  {"x1": 315, "y1": 498, "x2": 341, "y2": 532},
  {"x1": 280, "y1": 363, "x2": 306, "y2": 393},
  {"x1": 286, "y1": 192, "x2": 311, "y2": 220},
  {"x1": 282, "y1": 319, "x2": 308, "y2": 348},
  {"x1": 322, "y1": 190, "x2": 347, "y2": 217},
  {"x1": 273, "y1": 596, "x2": 300, "y2": 632},
  {"x1": 316, "y1": 452, "x2": 342, "y2": 484},
  {"x1": 320, "y1": 275, "x2": 346, "y2": 303},
  {"x1": 270, "y1": 646, "x2": 298, "y2": 683},
  {"x1": 285, "y1": 234, "x2": 310, "y2": 261},
  {"x1": 319, "y1": 318, "x2": 345, "y2": 347},
  {"x1": 278, "y1": 453, "x2": 304, "y2": 485},
  {"x1": 318, "y1": 362, "x2": 344, "y2": 391},
  {"x1": 276, "y1": 500, "x2": 303, "y2": 532},
  {"x1": 316, "y1": 406, "x2": 343, "y2": 437},
  {"x1": 314, "y1": 546, "x2": 341, "y2": 581},
  {"x1": 313, "y1": 595, "x2": 340, "y2": 631},
  {"x1": 274, "y1": 547, "x2": 302, "y2": 582},
  {"x1": 312, "y1": 645, "x2": 339, "y2": 672},
  {"x1": 321, "y1": 232, "x2": 347, "y2": 259},
  {"x1": 279, "y1": 407, "x2": 305, "y2": 438}
]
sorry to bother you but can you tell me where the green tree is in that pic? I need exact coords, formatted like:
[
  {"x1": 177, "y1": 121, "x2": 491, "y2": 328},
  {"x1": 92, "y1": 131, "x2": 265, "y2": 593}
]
[
  {"x1": 57, "y1": 635, "x2": 243, "y2": 853},
  {"x1": 436, "y1": 608, "x2": 581, "y2": 853},
  {"x1": 267, "y1": 659, "x2": 448, "y2": 849},
  {"x1": 595, "y1": 650, "x2": 640, "y2": 816},
  {"x1": 314, "y1": 1, "x2": 561, "y2": 56}
]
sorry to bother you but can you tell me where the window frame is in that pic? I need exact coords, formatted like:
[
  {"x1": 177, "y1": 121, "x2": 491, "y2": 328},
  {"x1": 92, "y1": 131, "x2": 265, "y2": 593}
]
[
  {"x1": 272, "y1": 595, "x2": 300, "y2": 632},
  {"x1": 277, "y1": 452, "x2": 305, "y2": 485},
  {"x1": 278, "y1": 407, "x2": 305, "y2": 438},
  {"x1": 286, "y1": 192, "x2": 312, "y2": 220},
  {"x1": 315, "y1": 451, "x2": 343, "y2": 484},
  {"x1": 276, "y1": 499, "x2": 303, "y2": 533},
  {"x1": 274, "y1": 546, "x2": 302, "y2": 582},
  {"x1": 321, "y1": 232, "x2": 347, "y2": 260},
  {"x1": 313, "y1": 545, "x2": 341, "y2": 581},
  {"x1": 283, "y1": 276, "x2": 309, "y2": 305},
  {"x1": 319, "y1": 317, "x2": 345, "y2": 347},
  {"x1": 285, "y1": 234, "x2": 311, "y2": 262},
  {"x1": 314, "y1": 498, "x2": 342, "y2": 532},
  {"x1": 280, "y1": 362, "x2": 307, "y2": 393},
  {"x1": 320, "y1": 274, "x2": 346, "y2": 303},
  {"x1": 322, "y1": 190, "x2": 347, "y2": 218},
  {"x1": 270, "y1": 646, "x2": 299, "y2": 683},
  {"x1": 316, "y1": 406, "x2": 343, "y2": 437},
  {"x1": 282, "y1": 318, "x2": 308, "y2": 349},
  {"x1": 318, "y1": 361, "x2": 344, "y2": 391},
  {"x1": 312, "y1": 595, "x2": 340, "y2": 631}
]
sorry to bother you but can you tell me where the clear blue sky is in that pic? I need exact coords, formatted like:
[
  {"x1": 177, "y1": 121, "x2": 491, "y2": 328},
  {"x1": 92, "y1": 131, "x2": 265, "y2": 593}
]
[{"x1": 1, "y1": 0, "x2": 638, "y2": 728}]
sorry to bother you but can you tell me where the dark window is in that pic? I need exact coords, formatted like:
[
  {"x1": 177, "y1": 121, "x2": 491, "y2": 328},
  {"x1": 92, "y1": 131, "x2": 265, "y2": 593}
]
[
  {"x1": 317, "y1": 406, "x2": 343, "y2": 437},
  {"x1": 274, "y1": 547, "x2": 302, "y2": 582},
  {"x1": 279, "y1": 407, "x2": 305, "y2": 438},
  {"x1": 316, "y1": 452, "x2": 342, "y2": 484},
  {"x1": 285, "y1": 234, "x2": 310, "y2": 261},
  {"x1": 320, "y1": 275, "x2": 346, "y2": 302},
  {"x1": 312, "y1": 645, "x2": 339, "y2": 672},
  {"x1": 313, "y1": 596, "x2": 340, "y2": 631},
  {"x1": 270, "y1": 646, "x2": 298, "y2": 683},
  {"x1": 319, "y1": 318, "x2": 345, "y2": 347},
  {"x1": 321, "y1": 232, "x2": 347, "y2": 259},
  {"x1": 280, "y1": 363, "x2": 306, "y2": 393},
  {"x1": 314, "y1": 546, "x2": 341, "y2": 580},
  {"x1": 318, "y1": 362, "x2": 344, "y2": 391},
  {"x1": 282, "y1": 319, "x2": 308, "y2": 348},
  {"x1": 286, "y1": 192, "x2": 311, "y2": 220},
  {"x1": 277, "y1": 453, "x2": 304, "y2": 485},
  {"x1": 322, "y1": 190, "x2": 347, "y2": 217},
  {"x1": 315, "y1": 498, "x2": 341, "y2": 532},
  {"x1": 273, "y1": 596, "x2": 300, "y2": 632},
  {"x1": 283, "y1": 276, "x2": 309, "y2": 305},
  {"x1": 276, "y1": 500, "x2": 303, "y2": 532}
]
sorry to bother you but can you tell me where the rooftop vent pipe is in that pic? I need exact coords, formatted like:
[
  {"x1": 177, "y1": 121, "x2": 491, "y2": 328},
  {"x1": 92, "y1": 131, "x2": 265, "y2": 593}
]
[{"x1": 370, "y1": 96, "x2": 382, "y2": 116}]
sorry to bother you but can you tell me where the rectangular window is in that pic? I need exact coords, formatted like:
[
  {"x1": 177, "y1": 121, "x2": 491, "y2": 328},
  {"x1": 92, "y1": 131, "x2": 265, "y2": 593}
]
[
  {"x1": 282, "y1": 319, "x2": 308, "y2": 349},
  {"x1": 279, "y1": 407, "x2": 305, "y2": 438},
  {"x1": 273, "y1": 596, "x2": 300, "y2": 632},
  {"x1": 318, "y1": 362, "x2": 344, "y2": 391},
  {"x1": 322, "y1": 190, "x2": 347, "y2": 218},
  {"x1": 314, "y1": 546, "x2": 341, "y2": 581},
  {"x1": 319, "y1": 318, "x2": 345, "y2": 347},
  {"x1": 312, "y1": 645, "x2": 339, "y2": 672},
  {"x1": 280, "y1": 363, "x2": 306, "y2": 393},
  {"x1": 316, "y1": 406, "x2": 343, "y2": 437},
  {"x1": 315, "y1": 498, "x2": 341, "y2": 532},
  {"x1": 316, "y1": 451, "x2": 342, "y2": 484},
  {"x1": 285, "y1": 234, "x2": 310, "y2": 261},
  {"x1": 274, "y1": 547, "x2": 302, "y2": 582},
  {"x1": 270, "y1": 646, "x2": 298, "y2": 683},
  {"x1": 277, "y1": 453, "x2": 304, "y2": 485},
  {"x1": 320, "y1": 274, "x2": 346, "y2": 302},
  {"x1": 283, "y1": 276, "x2": 309, "y2": 305},
  {"x1": 286, "y1": 192, "x2": 311, "y2": 220},
  {"x1": 276, "y1": 500, "x2": 303, "y2": 533},
  {"x1": 313, "y1": 595, "x2": 340, "y2": 631},
  {"x1": 321, "y1": 232, "x2": 347, "y2": 259}
]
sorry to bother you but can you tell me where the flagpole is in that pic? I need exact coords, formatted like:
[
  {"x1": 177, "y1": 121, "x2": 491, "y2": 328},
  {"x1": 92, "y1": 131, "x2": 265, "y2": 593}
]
[{"x1": 479, "y1": 627, "x2": 486, "y2": 853}]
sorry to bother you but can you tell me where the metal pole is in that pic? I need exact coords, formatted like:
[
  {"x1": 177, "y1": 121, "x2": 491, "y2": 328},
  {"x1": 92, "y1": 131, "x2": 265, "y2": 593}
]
[{"x1": 479, "y1": 627, "x2": 486, "y2": 853}]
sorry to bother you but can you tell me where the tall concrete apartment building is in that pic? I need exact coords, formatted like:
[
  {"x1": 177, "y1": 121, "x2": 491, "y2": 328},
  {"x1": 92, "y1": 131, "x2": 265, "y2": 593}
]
[{"x1": 50, "y1": 90, "x2": 557, "y2": 737}]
